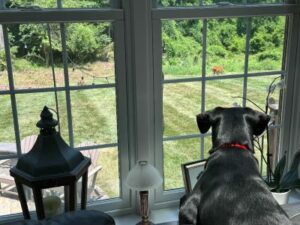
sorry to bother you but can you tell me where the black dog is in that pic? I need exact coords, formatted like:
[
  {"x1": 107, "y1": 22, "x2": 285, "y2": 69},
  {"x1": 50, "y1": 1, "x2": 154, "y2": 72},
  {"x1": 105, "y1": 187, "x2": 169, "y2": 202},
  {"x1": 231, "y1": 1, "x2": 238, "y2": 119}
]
[{"x1": 179, "y1": 107, "x2": 292, "y2": 225}]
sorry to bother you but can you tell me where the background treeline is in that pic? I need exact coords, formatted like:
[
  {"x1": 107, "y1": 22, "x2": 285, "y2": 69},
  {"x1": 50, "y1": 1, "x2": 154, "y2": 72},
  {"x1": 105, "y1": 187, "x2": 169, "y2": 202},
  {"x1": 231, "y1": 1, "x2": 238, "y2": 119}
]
[{"x1": 4, "y1": 0, "x2": 285, "y2": 73}]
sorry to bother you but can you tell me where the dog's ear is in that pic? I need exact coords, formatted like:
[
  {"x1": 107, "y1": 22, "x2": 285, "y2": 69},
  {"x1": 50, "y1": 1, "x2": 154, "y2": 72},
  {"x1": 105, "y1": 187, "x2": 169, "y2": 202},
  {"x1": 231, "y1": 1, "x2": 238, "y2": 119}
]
[
  {"x1": 196, "y1": 112, "x2": 211, "y2": 134},
  {"x1": 247, "y1": 110, "x2": 271, "y2": 136}
]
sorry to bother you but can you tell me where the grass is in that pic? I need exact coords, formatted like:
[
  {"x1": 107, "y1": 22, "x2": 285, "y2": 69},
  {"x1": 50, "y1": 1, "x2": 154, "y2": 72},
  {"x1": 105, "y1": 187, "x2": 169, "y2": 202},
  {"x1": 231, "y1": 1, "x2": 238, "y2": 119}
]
[
  {"x1": 162, "y1": 75, "x2": 281, "y2": 190},
  {"x1": 0, "y1": 56, "x2": 282, "y2": 197}
]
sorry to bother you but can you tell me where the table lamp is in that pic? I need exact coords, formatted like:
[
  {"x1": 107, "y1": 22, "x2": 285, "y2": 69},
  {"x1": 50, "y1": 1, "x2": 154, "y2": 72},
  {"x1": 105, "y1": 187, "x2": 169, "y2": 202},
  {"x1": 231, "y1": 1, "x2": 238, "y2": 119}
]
[{"x1": 126, "y1": 161, "x2": 163, "y2": 225}]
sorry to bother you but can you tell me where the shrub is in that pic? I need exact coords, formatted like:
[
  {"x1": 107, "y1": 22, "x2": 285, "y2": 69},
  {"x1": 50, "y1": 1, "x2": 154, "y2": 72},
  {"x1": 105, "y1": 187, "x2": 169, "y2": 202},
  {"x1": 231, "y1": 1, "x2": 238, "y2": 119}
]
[
  {"x1": 67, "y1": 24, "x2": 99, "y2": 63},
  {"x1": 207, "y1": 45, "x2": 227, "y2": 58},
  {"x1": 162, "y1": 21, "x2": 201, "y2": 67},
  {"x1": 258, "y1": 50, "x2": 281, "y2": 61}
]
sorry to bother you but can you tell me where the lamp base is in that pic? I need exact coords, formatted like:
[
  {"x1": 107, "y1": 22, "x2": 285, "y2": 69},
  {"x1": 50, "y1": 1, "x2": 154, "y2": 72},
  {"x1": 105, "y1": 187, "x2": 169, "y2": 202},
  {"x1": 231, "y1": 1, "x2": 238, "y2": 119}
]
[{"x1": 137, "y1": 221, "x2": 155, "y2": 225}]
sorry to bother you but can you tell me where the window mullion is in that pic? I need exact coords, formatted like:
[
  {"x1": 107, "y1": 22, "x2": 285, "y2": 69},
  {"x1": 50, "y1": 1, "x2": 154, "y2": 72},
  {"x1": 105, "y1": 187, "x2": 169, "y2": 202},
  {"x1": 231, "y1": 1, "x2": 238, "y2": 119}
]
[
  {"x1": 2, "y1": 24, "x2": 22, "y2": 157},
  {"x1": 243, "y1": 18, "x2": 251, "y2": 107},
  {"x1": 200, "y1": 19, "x2": 207, "y2": 159},
  {"x1": 59, "y1": 22, "x2": 74, "y2": 147},
  {"x1": 113, "y1": 19, "x2": 131, "y2": 208}
]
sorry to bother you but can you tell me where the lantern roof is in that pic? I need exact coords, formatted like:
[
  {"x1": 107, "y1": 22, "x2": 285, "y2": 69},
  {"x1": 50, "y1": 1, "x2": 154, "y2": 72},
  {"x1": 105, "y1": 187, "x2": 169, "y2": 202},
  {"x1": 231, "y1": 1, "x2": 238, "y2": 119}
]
[{"x1": 12, "y1": 106, "x2": 86, "y2": 178}]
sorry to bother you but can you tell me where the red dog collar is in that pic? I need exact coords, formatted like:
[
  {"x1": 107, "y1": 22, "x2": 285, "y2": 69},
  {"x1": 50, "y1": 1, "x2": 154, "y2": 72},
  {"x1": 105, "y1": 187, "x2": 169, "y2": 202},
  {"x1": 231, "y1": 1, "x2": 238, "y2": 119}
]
[{"x1": 221, "y1": 143, "x2": 249, "y2": 151}]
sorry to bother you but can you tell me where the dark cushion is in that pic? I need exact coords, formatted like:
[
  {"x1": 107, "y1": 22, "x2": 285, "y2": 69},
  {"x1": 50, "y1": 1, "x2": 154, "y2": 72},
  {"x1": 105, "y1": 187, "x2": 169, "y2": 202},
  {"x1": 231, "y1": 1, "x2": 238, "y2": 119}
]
[
  {"x1": 6, "y1": 210, "x2": 115, "y2": 225},
  {"x1": 50, "y1": 210, "x2": 115, "y2": 225}
]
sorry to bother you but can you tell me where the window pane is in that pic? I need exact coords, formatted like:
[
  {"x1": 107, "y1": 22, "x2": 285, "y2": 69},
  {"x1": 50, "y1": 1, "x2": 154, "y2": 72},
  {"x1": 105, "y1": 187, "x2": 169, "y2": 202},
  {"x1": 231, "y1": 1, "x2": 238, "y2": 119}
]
[
  {"x1": 65, "y1": 22, "x2": 115, "y2": 86},
  {"x1": 205, "y1": 78, "x2": 244, "y2": 110},
  {"x1": 158, "y1": 0, "x2": 201, "y2": 7},
  {"x1": 62, "y1": 0, "x2": 111, "y2": 8},
  {"x1": 7, "y1": 23, "x2": 65, "y2": 90},
  {"x1": 7, "y1": 22, "x2": 115, "y2": 89},
  {"x1": 163, "y1": 82, "x2": 201, "y2": 137},
  {"x1": 206, "y1": 18, "x2": 246, "y2": 76},
  {"x1": 16, "y1": 92, "x2": 68, "y2": 146},
  {"x1": 95, "y1": 147, "x2": 120, "y2": 199},
  {"x1": 6, "y1": 0, "x2": 110, "y2": 8},
  {"x1": 7, "y1": 0, "x2": 57, "y2": 8},
  {"x1": 71, "y1": 88, "x2": 117, "y2": 147},
  {"x1": 203, "y1": 135, "x2": 212, "y2": 158},
  {"x1": 164, "y1": 138, "x2": 200, "y2": 190},
  {"x1": 162, "y1": 20, "x2": 202, "y2": 80},
  {"x1": 249, "y1": 16, "x2": 286, "y2": 72},
  {"x1": 0, "y1": 48, "x2": 9, "y2": 90},
  {"x1": 247, "y1": 75, "x2": 282, "y2": 110},
  {"x1": 0, "y1": 95, "x2": 16, "y2": 157},
  {"x1": 157, "y1": 0, "x2": 283, "y2": 7}
]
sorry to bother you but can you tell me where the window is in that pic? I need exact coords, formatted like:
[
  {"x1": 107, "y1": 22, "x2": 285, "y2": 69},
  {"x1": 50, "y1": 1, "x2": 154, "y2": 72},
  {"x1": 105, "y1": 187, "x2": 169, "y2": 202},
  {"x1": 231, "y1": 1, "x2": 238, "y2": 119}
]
[
  {"x1": 0, "y1": 0, "x2": 300, "y2": 220},
  {"x1": 0, "y1": 1, "x2": 129, "y2": 218},
  {"x1": 152, "y1": 3, "x2": 295, "y2": 204},
  {"x1": 161, "y1": 16, "x2": 285, "y2": 190}
]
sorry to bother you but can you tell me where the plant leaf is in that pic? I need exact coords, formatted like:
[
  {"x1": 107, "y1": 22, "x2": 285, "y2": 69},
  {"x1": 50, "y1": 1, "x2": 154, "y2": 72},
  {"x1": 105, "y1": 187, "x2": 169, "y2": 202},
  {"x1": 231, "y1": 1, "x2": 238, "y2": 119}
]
[
  {"x1": 280, "y1": 170, "x2": 299, "y2": 189},
  {"x1": 290, "y1": 150, "x2": 300, "y2": 171}
]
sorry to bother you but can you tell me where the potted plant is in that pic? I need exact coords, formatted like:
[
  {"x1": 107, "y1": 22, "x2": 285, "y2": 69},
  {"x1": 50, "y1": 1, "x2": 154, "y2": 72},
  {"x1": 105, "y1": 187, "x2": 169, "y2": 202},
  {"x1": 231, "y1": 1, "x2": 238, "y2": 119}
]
[{"x1": 267, "y1": 151, "x2": 300, "y2": 205}]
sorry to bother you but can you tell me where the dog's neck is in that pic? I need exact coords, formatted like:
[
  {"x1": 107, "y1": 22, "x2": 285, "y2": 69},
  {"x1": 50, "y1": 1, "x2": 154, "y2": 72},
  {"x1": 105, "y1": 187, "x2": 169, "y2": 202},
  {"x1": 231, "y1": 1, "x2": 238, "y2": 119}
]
[
  {"x1": 209, "y1": 142, "x2": 254, "y2": 154},
  {"x1": 220, "y1": 143, "x2": 250, "y2": 151}
]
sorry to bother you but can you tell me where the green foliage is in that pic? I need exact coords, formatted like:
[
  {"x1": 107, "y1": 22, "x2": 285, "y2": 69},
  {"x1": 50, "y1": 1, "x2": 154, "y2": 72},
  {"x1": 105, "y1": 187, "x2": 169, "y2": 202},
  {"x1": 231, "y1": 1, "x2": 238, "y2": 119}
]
[
  {"x1": 0, "y1": 47, "x2": 17, "y2": 72},
  {"x1": 67, "y1": 23, "x2": 112, "y2": 63},
  {"x1": 6, "y1": 0, "x2": 112, "y2": 65},
  {"x1": 257, "y1": 49, "x2": 281, "y2": 61},
  {"x1": 0, "y1": 50, "x2": 7, "y2": 72},
  {"x1": 5, "y1": 0, "x2": 285, "y2": 73},
  {"x1": 269, "y1": 151, "x2": 300, "y2": 192},
  {"x1": 207, "y1": 45, "x2": 227, "y2": 57},
  {"x1": 7, "y1": 0, "x2": 109, "y2": 8},
  {"x1": 67, "y1": 24, "x2": 99, "y2": 63},
  {"x1": 162, "y1": 21, "x2": 201, "y2": 68}
]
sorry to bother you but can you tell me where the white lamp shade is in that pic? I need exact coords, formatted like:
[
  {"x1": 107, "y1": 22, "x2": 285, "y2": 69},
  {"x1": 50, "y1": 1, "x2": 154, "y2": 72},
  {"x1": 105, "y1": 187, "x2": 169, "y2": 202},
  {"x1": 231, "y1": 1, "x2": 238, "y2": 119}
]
[{"x1": 126, "y1": 161, "x2": 163, "y2": 191}]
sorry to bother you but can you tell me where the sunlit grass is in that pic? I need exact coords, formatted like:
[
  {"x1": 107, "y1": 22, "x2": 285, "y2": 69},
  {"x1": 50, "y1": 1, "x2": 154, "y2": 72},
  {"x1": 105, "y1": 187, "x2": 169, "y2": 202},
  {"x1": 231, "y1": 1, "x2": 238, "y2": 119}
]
[{"x1": 0, "y1": 60, "x2": 282, "y2": 196}]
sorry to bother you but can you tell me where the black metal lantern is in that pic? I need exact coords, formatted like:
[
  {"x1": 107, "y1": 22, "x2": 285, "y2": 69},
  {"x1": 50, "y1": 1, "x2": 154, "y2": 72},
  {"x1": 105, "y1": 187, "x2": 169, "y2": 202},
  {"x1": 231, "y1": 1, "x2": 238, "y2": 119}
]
[{"x1": 10, "y1": 106, "x2": 91, "y2": 220}]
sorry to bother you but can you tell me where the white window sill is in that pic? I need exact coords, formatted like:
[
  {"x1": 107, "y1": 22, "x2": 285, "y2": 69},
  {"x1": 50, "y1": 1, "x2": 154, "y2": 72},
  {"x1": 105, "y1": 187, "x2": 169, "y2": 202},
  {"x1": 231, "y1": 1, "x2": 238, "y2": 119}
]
[
  {"x1": 114, "y1": 191, "x2": 300, "y2": 225},
  {"x1": 114, "y1": 207, "x2": 179, "y2": 225}
]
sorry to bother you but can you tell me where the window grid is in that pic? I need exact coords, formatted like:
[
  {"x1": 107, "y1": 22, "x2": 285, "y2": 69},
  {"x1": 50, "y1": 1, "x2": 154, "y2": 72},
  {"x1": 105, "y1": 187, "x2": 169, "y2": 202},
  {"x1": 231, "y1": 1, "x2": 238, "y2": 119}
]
[
  {"x1": 0, "y1": 23, "x2": 120, "y2": 155},
  {"x1": 0, "y1": 2, "x2": 127, "y2": 213},
  {"x1": 159, "y1": 14, "x2": 287, "y2": 193}
]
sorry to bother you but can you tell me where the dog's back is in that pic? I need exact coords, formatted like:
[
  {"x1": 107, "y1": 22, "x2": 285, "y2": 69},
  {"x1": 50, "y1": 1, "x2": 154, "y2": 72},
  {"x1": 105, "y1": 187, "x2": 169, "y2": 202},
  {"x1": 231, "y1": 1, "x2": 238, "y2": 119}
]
[
  {"x1": 179, "y1": 107, "x2": 292, "y2": 225},
  {"x1": 196, "y1": 149, "x2": 291, "y2": 225}
]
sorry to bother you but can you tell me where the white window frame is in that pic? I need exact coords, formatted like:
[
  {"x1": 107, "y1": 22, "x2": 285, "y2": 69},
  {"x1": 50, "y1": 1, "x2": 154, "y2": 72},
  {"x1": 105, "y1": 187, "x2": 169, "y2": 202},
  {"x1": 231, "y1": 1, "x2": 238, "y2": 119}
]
[
  {"x1": 150, "y1": 2, "x2": 300, "y2": 208},
  {"x1": 0, "y1": 0, "x2": 132, "y2": 221},
  {"x1": 1, "y1": 0, "x2": 300, "y2": 221}
]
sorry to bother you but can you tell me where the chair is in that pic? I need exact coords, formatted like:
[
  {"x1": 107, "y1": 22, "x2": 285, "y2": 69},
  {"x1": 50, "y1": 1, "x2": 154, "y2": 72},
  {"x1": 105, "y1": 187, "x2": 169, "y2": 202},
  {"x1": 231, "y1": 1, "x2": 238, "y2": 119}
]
[
  {"x1": 77, "y1": 142, "x2": 103, "y2": 201},
  {"x1": 21, "y1": 135, "x2": 38, "y2": 154},
  {"x1": 0, "y1": 135, "x2": 37, "y2": 196},
  {"x1": 45, "y1": 142, "x2": 103, "y2": 202}
]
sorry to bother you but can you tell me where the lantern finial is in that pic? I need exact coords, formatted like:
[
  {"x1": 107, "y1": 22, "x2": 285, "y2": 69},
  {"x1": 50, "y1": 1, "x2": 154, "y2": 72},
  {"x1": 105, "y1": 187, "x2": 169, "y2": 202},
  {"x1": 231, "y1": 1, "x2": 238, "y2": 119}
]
[{"x1": 36, "y1": 106, "x2": 58, "y2": 132}]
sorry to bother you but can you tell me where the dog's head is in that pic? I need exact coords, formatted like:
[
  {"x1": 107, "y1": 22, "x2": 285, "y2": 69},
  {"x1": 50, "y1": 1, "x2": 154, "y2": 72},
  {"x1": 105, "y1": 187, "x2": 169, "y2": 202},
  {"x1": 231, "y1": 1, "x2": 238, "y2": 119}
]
[{"x1": 196, "y1": 107, "x2": 270, "y2": 152}]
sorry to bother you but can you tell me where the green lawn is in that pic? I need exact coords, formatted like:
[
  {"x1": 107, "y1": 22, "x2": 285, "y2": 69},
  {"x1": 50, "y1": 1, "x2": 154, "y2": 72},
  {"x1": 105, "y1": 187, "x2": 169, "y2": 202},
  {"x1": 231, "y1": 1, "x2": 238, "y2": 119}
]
[{"x1": 0, "y1": 59, "x2": 282, "y2": 196}]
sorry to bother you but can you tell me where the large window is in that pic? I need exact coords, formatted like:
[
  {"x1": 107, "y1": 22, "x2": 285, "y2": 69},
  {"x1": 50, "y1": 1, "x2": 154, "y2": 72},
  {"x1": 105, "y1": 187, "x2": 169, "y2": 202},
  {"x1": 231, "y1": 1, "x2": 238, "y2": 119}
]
[
  {"x1": 161, "y1": 16, "x2": 285, "y2": 190},
  {"x1": 152, "y1": 1, "x2": 293, "y2": 203},
  {"x1": 0, "y1": 1, "x2": 129, "y2": 218},
  {"x1": 0, "y1": 0, "x2": 300, "y2": 221}
]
